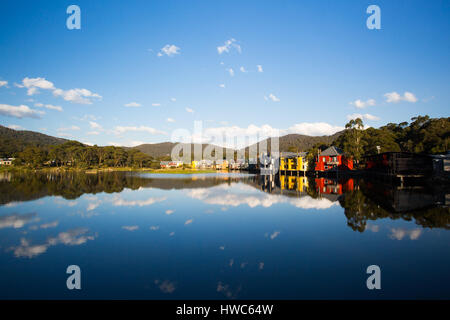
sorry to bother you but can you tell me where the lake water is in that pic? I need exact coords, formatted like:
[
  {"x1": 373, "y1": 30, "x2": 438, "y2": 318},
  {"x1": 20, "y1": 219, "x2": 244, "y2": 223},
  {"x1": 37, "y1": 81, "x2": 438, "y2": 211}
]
[{"x1": 0, "y1": 171, "x2": 449, "y2": 299}]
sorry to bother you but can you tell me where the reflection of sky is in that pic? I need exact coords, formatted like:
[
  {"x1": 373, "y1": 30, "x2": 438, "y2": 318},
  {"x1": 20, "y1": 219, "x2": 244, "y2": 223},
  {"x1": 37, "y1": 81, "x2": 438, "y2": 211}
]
[
  {"x1": 0, "y1": 180, "x2": 449, "y2": 299},
  {"x1": 185, "y1": 183, "x2": 338, "y2": 209}
]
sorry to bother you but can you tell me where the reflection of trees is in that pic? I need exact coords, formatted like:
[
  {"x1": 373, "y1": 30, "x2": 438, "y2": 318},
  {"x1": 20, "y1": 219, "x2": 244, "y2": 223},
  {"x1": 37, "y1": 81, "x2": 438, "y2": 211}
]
[
  {"x1": 0, "y1": 172, "x2": 152, "y2": 205},
  {"x1": 339, "y1": 181, "x2": 450, "y2": 232},
  {"x1": 0, "y1": 172, "x2": 256, "y2": 205}
]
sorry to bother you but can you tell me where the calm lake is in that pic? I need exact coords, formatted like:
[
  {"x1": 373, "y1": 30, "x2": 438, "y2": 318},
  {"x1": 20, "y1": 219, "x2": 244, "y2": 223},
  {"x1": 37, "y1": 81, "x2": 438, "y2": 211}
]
[{"x1": 0, "y1": 171, "x2": 449, "y2": 299}]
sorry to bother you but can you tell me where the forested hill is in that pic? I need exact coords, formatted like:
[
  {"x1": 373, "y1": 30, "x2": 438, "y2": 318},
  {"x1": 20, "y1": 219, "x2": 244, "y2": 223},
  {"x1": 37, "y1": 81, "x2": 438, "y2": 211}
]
[
  {"x1": 0, "y1": 125, "x2": 68, "y2": 157},
  {"x1": 242, "y1": 131, "x2": 344, "y2": 154}
]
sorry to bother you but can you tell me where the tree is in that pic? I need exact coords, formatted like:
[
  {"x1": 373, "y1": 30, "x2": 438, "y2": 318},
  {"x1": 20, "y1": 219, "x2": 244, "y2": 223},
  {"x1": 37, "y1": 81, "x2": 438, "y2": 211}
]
[{"x1": 336, "y1": 118, "x2": 367, "y2": 162}]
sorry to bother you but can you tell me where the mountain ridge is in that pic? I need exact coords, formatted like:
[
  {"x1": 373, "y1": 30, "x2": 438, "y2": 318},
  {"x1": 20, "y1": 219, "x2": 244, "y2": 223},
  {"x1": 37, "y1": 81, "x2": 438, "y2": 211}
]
[{"x1": 0, "y1": 125, "x2": 343, "y2": 158}]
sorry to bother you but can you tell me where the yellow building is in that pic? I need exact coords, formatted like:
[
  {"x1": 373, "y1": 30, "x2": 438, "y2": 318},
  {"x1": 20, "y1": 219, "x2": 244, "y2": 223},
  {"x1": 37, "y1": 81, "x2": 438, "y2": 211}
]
[{"x1": 280, "y1": 152, "x2": 308, "y2": 172}]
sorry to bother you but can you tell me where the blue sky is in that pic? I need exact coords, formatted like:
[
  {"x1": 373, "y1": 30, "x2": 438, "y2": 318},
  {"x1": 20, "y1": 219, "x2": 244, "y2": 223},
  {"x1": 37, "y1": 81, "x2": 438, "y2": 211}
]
[{"x1": 0, "y1": 0, "x2": 449, "y2": 147}]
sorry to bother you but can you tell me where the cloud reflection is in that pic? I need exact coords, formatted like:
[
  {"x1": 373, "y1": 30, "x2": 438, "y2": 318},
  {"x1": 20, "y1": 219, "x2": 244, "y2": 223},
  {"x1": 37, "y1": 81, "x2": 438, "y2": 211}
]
[
  {"x1": 389, "y1": 228, "x2": 422, "y2": 240},
  {"x1": 9, "y1": 228, "x2": 97, "y2": 258},
  {"x1": 0, "y1": 212, "x2": 37, "y2": 229},
  {"x1": 113, "y1": 196, "x2": 167, "y2": 207},
  {"x1": 186, "y1": 184, "x2": 338, "y2": 209},
  {"x1": 154, "y1": 279, "x2": 176, "y2": 293}
]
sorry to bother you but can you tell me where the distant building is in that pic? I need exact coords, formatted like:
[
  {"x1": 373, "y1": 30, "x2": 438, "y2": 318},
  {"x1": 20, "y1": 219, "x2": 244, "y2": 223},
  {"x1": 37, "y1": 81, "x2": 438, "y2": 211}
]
[
  {"x1": 215, "y1": 159, "x2": 229, "y2": 170},
  {"x1": 430, "y1": 152, "x2": 450, "y2": 174},
  {"x1": 192, "y1": 159, "x2": 214, "y2": 169},
  {"x1": 160, "y1": 161, "x2": 183, "y2": 168},
  {"x1": 0, "y1": 158, "x2": 15, "y2": 166},
  {"x1": 315, "y1": 146, "x2": 353, "y2": 171}
]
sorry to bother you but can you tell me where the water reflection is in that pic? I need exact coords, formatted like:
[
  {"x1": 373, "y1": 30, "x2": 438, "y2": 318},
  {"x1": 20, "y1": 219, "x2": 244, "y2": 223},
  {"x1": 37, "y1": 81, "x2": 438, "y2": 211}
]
[
  {"x1": 0, "y1": 171, "x2": 449, "y2": 299},
  {"x1": 0, "y1": 171, "x2": 449, "y2": 230}
]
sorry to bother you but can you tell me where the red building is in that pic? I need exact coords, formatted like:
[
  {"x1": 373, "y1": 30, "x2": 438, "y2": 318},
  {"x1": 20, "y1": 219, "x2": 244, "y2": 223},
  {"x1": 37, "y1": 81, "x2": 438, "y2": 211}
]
[{"x1": 315, "y1": 146, "x2": 353, "y2": 171}]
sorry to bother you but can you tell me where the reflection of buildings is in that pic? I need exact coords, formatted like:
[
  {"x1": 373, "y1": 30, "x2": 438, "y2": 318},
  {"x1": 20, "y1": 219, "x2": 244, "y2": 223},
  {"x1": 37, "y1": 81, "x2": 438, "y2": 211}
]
[
  {"x1": 280, "y1": 175, "x2": 309, "y2": 192},
  {"x1": 361, "y1": 180, "x2": 449, "y2": 213},
  {"x1": 340, "y1": 178, "x2": 450, "y2": 232},
  {"x1": 315, "y1": 178, "x2": 354, "y2": 195}
]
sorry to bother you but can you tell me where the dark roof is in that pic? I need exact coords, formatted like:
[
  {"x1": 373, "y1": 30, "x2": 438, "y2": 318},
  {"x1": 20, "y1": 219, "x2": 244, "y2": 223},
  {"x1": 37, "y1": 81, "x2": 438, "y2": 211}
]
[
  {"x1": 281, "y1": 152, "x2": 308, "y2": 158},
  {"x1": 320, "y1": 146, "x2": 344, "y2": 156}
]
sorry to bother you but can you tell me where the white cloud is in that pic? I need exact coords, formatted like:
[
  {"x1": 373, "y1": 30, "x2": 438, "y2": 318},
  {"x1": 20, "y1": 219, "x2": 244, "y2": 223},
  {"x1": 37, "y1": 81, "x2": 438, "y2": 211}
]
[
  {"x1": 384, "y1": 91, "x2": 418, "y2": 103},
  {"x1": 114, "y1": 125, "x2": 166, "y2": 135},
  {"x1": 181, "y1": 122, "x2": 345, "y2": 149},
  {"x1": 34, "y1": 103, "x2": 63, "y2": 112},
  {"x1": 403, "y1": 92, "x2": 418, "y2": 102},
  {"x1": 185, "y1": 107, "x2": 194, "y2": 113},
  {"x1": 170, "y1": 98, "x2": 176, "y2": 102},
  {"x1": 240, "y1": 66, "x2": 247, "y2": 73},
  {"x1": 257, "y1": 65, "x2": 263, "y2": 72},
  {"x1": 7, "y1": 124, "x2": 23, "y2": 130},
  {"x1": 184, "y1": 219, "x2": 193, "y2": 225},
  {"x1": 0, "y1": 104, "x2": 44, "y2": 119},
  {"x1": 346, "y1": 113, "x2": 380, "y2": 121},
  {"x1": 0, "y1": 80, "x2": 8, "y2": 87},
  {"x1": 350, "y1": 98, "x2": 376, "y2": 109},
  {"x1": 287, "y1": 122, "x2": 345, "y2": 136},
  {"x1": 87, "y1": 131, "x2": 100, "y2": 135},
  {"x1": 165, "y1": 209, "x2": 174, "y2": 215},
  {"x1": 267, "y1": 93, "x2": 280, "y2": 102},
  {"x1": 219, "y1": 84, "x2": 225, "y2": 88},
  {"x1": 19, "y1": 77, "x2": 55, "y2": 95},
  {"x1": 16, "y1": 77, "x2": 101, "y2": 104},
  {"x1": 158, "y1": 44, "x2": 180, "y2": 57},
  {"x1": 130, "y1": 141, "x2": 144, "y2": 147},
  {"x1": 167, "y1": 118, "x2": 175, "y2": 123},
  {"x1": 53, "y1": 88, "x2": 102, "y2": 104},
  {"x1": 89, "y1": 121, "x2": 102, "y2": 130},
  {"x1": 217, "y1": 38, "x2": 241, "y2": 54},
  {"x1": 124, "y1": 102, "x2": 141, "y2": 107},
  {"x1": 152, "y1": 103, "x2": 161, "y2": 107},
  {"x1": 227, "y1": 68, "x2": 234, "y2": 77}
]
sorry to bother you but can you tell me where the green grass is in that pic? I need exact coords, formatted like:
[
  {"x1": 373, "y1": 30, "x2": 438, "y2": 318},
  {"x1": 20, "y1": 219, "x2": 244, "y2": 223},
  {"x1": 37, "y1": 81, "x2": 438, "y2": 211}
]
[
  {"x1": 145, "y1": 168, "x2": 217, "y2": 174},
  {"x1": 0, "y1": 165, "x2": 218, "y2": 174}
]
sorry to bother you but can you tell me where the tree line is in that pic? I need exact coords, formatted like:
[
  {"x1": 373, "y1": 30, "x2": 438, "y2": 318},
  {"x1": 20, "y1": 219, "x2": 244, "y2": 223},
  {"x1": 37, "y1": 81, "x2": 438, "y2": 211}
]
[
  {"x1": 321, "y1": 115, "x2": 449, "y2": 162},
  {"x1": 12, "y1": 141, "x2": 159, "y2": 169}
]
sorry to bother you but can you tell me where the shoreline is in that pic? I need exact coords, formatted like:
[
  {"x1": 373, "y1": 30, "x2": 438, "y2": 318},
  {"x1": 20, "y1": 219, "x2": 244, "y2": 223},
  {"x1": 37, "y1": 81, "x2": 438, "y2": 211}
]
[{"x1": 0, "y1": 166, "x2": 217, "y2": 174}]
